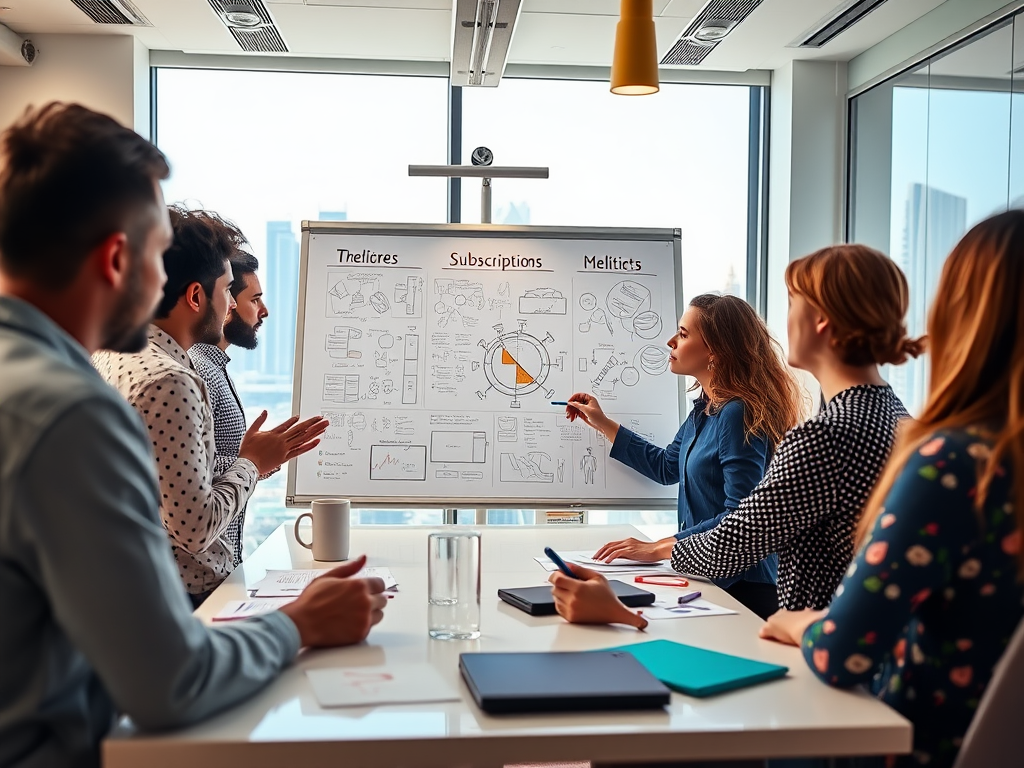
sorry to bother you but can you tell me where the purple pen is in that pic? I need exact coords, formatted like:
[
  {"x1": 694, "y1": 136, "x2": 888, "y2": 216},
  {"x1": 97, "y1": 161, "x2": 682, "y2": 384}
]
[{"x1": 677, "y1": 591, "x2": 702, "y2": 605}]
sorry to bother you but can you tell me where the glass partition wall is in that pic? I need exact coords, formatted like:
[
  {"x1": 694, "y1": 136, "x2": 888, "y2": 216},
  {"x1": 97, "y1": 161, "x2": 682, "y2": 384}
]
[
  {"x1": 848, "y1": 13, "x2": 1024, "y2": 413},
  {"x1": 155, "y1": 68, "x2": 766, "y2": 551}
]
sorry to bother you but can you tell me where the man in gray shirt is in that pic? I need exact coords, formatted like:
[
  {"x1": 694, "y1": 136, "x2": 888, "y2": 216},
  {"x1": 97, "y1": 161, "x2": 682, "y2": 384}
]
[{"x1": 0, "y1": 102, "x2": 387, "y2": 768}]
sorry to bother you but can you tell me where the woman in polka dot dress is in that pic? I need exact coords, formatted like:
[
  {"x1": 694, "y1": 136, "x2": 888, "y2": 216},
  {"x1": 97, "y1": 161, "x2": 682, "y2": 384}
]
[{"x1": 761, "y1": 210, "x2": 1024, "y2": 768}]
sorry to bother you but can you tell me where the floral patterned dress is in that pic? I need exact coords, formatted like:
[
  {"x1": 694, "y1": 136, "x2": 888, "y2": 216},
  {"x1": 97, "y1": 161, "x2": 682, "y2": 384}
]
[{"x1": 802, "y1": 428, "x2": 1022, "y2": 767}]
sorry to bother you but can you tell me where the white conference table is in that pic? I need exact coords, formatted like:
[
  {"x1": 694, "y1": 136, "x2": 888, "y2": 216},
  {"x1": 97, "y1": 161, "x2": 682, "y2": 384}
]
[{"x1": 104, "y1": 524, "x2": 910, "y2": 767}]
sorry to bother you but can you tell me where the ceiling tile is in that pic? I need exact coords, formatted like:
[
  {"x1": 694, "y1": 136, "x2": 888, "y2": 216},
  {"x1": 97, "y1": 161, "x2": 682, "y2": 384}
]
[
  {"x1": 300, "y1": 0, "x2": 452, "y2": 8},
  {"x1": 271, "y1": 5, "x2": 451, "y2": 60},
  {"x1": 510, "y1": 11, "x2": 688, "y2": 67},
  {"x1": 522, "y1": 0, "x2": 673, "y2": 16},
  {"x1": 660, "y1": 0, "x2": 706, "y2": 19}
]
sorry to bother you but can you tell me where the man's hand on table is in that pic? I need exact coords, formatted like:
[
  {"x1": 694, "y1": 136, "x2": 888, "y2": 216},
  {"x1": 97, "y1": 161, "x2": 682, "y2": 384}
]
[{"x1": 279, "y1": 555, "x2": 388, "y2": 647}]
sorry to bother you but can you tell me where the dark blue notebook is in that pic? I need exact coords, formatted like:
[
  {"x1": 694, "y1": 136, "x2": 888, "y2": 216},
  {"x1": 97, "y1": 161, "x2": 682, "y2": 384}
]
[{"x1": 460, "y1": 650, "x2": 671, "y2": 714}]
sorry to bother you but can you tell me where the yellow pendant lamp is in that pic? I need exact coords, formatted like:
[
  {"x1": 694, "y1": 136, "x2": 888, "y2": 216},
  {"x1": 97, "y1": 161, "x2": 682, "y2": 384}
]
[{"x1": 610, "y1": 0, "x2": 660, "y2": 95}]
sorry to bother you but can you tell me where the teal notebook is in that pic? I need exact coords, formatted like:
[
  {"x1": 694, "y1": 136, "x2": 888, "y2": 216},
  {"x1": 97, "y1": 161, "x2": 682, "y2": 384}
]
[{"x1": 600, "y1": 639, "x2": 788, "y2": 697}]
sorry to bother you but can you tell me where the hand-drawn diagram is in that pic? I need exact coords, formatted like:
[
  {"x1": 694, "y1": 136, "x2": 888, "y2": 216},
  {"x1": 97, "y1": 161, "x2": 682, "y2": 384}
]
[
  {"x1": 620, "y1": 367, "x2": 641, "y2": 386},
  {"x1": 578, "y1": 292, "x2": 613, "y2": 335},
  {"x1": 393, "y1": 275, "x2": 424, "y2": 318},
  {"x1": 519, "y1": 288, "x2": 567, "y2": 315},
  {"x1": 557, "y1": 457, "x2": 565, "y2": 483},
  {"x1": 638, "y1": 345, "x2": 670, "y2": 375},
  {"x1": 434, "y1": 278, "x2": 484, "y2": 329},
  {"x1": 429, "y1": 431, "x2": 488, "y2": 463},
  {"x1": 324, "y1": 374, "x2": 360, "y2": 403},
  {"x1": 402, "y1": 334, "x2": 419, "y2": 404},
  {"x1": 500, "y1": 451, "x2": 554, "y2": 483},
  {"x1": 592, "y1": 355, "x2": 619, "y2": 387},
  {"x1": 327, "y1": 272, "x2": 388, "y2": 317},
  {"x1": 476, "y1": 321, "x2": 563, "y2": 408},
  {"x1": 326, "y1": 326, "x2": 363, "y2": 359},
  {"x1": 369, "y1": 445, "x2": 427, "y2": 481},
  {"x1": 496, "y1": 416, "x2": 518, "y2": 442},
  {"x1": 603, "y1": 280, "x2": 665, "y2": 340},
  {"x1": 580, "y1": 447, "x2": 597, "y2": 484}
]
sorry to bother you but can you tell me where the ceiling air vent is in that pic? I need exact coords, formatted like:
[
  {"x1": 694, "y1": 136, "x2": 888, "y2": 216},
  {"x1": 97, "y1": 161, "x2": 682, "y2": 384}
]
[
  {"x1": 69, "y1": 0, "x2": 151, "y2": 26},
  {"x1": 792, "y1": 0, "x2": 889, "y2": 49},
  {"x1": 661, "y1": 0, "x2": 763, "y2": 66},
  {"x1": 207, "y1": 0, "x2": 288, "y2": 53},
  {"x1": 450, "y1": 0, "x2": 523, "y2": 87}
]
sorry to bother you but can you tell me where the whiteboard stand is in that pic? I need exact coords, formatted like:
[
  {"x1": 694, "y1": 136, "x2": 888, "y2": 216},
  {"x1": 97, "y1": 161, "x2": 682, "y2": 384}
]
[{"x1": 408, "y1": 165, "x2": 549, "y2": 223}]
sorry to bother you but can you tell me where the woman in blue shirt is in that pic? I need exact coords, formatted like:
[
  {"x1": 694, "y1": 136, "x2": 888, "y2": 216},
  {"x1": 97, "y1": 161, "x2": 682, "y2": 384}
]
[{"x1": 567, "y1": 294, "x2": 803, "y2": 618}]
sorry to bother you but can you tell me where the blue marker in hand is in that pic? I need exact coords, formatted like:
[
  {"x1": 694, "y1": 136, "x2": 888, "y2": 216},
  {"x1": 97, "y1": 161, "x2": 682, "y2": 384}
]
[{"x1": 544, "y1": 547, "x2": 581, "y2": 579}]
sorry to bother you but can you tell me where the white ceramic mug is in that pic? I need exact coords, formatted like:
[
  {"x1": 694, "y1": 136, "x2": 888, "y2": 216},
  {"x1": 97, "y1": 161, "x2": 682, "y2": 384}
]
[{"x1": 294, "y1": 499, "x2": 351, "y2": 561}]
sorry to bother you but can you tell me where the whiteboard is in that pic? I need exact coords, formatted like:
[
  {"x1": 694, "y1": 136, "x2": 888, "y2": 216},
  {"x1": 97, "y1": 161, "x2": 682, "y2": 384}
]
[{"x1": 287, "y1": 223, "x2": 684, "y2": 508}]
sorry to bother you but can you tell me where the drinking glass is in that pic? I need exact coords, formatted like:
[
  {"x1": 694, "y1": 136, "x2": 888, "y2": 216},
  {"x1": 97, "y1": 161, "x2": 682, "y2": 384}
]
[{"x1": 427, "y1": 530, "x2": 481, "y2": 640}]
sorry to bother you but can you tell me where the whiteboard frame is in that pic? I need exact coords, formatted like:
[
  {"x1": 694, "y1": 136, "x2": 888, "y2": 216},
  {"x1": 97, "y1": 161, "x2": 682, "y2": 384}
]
[{"x1": 286, "y1": 222, "x2": 685, "y2": 509}]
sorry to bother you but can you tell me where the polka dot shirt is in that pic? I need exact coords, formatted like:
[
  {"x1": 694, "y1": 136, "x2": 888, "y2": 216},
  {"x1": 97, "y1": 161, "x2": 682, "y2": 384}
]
[
  {"x1": 671, "y1": 384, "x2": 909, "y2": 610},
  {"x1": 93, "y1": 327, "x2": 258, "y2": 594}
]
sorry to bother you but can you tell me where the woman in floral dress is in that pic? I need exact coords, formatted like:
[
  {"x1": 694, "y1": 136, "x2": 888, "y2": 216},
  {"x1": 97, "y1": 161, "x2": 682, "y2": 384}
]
[{"x1": 761, "y1": 210, "x2": 1024, "y2": 768}]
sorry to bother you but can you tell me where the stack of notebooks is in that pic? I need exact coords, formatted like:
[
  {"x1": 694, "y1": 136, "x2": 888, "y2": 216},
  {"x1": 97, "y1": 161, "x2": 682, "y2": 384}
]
[{"x1": 460, "y1": 640, "x2": 788, "y2": 714}]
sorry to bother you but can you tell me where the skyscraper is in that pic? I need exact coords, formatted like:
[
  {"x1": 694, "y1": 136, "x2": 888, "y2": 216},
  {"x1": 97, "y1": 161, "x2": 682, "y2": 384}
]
[
  {"x1": 318, "y1": 210, "x2": 348, "y2": 221},
  {"x1": 265, "y1": 221, "x2": 300, "y2": 378},
  {"x1": 892, "y1": 183, "x2": 967, "y2": 410},
  {"x1": 498, "y1": 201, "x2": 531, "y2": 225}
]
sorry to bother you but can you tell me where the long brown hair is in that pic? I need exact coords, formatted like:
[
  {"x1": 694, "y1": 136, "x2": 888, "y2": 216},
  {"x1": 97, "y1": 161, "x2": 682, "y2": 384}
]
[
  {"x1": 689, "y1": 294, "x2": 804, "y2": 447},
  {"x1": 857, "y1": 211, "x2": 1024, "y2": 576},
  {"x1": 786, "y1": 244, "x2": 925, "y2": 366}
]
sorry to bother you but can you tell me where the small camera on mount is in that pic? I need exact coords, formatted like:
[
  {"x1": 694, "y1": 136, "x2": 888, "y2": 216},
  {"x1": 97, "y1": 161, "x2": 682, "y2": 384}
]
[{"x1": 471, "y1": 146, "x2": 494, "y2": 167}]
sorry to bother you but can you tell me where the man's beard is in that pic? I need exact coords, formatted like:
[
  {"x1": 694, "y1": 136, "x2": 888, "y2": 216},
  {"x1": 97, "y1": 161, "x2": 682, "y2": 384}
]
[
  {"x1": 101, "y1": 254, "x2": 151, "y2": 353},
  {"x1": 223, "y1": 310, "x2": 260, "y2": 350},
  {"x1": 194, "y1": 298, "x2": 225, "y2": 347}
]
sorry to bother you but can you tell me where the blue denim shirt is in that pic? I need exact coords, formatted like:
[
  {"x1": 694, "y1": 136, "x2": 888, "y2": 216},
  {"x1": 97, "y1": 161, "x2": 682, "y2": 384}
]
[{"x1": 609, "y1": 397, "x2": 778, "y2": 588}]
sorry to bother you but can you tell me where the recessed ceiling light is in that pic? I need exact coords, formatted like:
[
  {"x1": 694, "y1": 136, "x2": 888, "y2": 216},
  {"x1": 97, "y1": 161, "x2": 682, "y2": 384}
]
[
  {"x1": 692, "y1": 19, "x2": 737, "y2": 42},
  {"x1": 224, "y1": 10, "x2": 261, "y2": 27}
]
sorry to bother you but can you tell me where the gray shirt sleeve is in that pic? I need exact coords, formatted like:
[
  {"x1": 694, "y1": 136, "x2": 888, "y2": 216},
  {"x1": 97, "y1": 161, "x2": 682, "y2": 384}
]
[{"x1": 15, "y1": 394, "x2": 300, "y2": 730}]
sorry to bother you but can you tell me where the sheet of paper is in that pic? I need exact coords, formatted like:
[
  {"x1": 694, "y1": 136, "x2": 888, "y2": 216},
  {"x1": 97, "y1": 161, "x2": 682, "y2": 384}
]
[
  {"x1": 251, "y1": 567, "x2": 398, "y2": 597},
  {"x1": 533, "y1": 555, "x2": 676, "y2": 576},
  {"x1": 560, "y1": 550, "x2": 672, "y2": 568},
  {"x1": 638, "y1": 598, "x2": 738, "y2": 620},
  {"x1": 212, "y1": 598, "x2": 296, "y2": 621},
  {"x1": 307, "y1": 663, "x2": 461, "y2": 708}
]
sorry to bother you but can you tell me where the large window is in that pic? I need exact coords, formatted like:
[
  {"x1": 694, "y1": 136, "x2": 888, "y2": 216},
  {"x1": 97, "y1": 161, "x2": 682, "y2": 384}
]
[
  {"x1": 848, "y1": 14, "x2": 1024, "y2": 412},
  {"x1": 156, "y1": 67, "x2": 765, "y2": 552},
  {"x1": 460, "y1": 78, "x2": 755, "y2": 303}
]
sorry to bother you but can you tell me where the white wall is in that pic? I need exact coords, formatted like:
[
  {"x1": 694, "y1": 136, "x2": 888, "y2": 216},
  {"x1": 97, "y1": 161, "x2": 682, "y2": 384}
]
[
  {"x1": 766, "y1": 60, "x2": 847, "y2": 342},
  {"x1": 0, "y1": 34, "x2": 148, "y2": 134},
  {"x1": 849, "y1": 0, "x2": 1024, "y2": 92}
]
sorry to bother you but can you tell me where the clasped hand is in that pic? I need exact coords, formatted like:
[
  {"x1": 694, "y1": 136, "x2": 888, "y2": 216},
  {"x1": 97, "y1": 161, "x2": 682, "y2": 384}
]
[{"x1": 548, "y1": 563, "x2": 646, "y2": 630}]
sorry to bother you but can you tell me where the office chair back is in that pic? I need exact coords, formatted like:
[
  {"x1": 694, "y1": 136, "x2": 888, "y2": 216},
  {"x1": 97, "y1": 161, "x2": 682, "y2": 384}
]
[{"x1": 953, "y1": 615, "x2": 1024, "y2": 768}]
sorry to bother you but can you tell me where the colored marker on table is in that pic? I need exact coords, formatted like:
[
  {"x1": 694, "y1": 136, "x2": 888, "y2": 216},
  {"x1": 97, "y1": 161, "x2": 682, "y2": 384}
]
[{"x1": 677, "y1": 591, "x2": 702, "y2": 605}]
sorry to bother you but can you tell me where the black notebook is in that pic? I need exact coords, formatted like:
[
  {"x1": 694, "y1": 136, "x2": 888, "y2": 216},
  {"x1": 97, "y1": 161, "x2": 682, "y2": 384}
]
[
  {"x1": 497, "y1": 580, "x2": 655, "y2": 616},
  {"x1": 460, "y1": 651, "x2": 671, "y2": 714}
]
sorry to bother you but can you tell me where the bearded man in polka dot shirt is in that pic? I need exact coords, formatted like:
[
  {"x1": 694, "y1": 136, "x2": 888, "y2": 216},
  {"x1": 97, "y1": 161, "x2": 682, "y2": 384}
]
[{"x1": 94, "y1": 207, "x2": 329, "y2": 605}]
